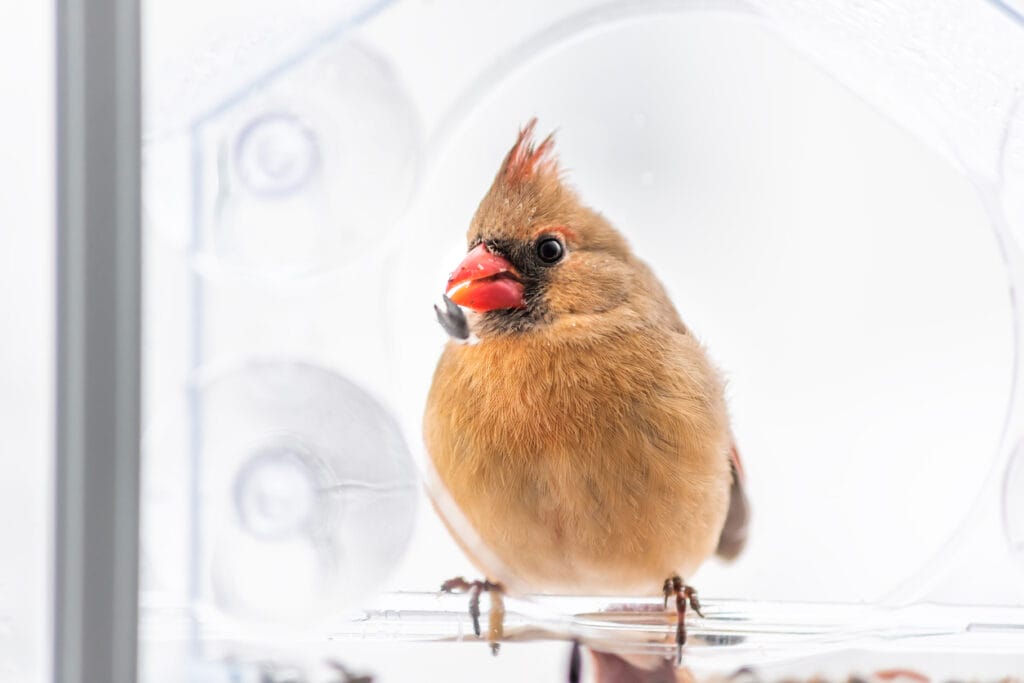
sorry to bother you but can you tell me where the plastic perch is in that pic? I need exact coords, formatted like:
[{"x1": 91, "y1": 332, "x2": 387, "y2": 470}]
[{"x1": 320, "y1": 592, "x2": 1024, "y2": 666}]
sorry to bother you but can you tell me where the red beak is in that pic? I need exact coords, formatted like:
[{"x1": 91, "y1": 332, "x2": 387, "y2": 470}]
[{"x1": 445, "y1": 243, "x2": 526, "y2": 312}]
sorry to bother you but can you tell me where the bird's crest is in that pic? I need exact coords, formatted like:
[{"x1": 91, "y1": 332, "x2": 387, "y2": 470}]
[{"x1": 501, "y1": 118, "x2": 558, "y2": 184}]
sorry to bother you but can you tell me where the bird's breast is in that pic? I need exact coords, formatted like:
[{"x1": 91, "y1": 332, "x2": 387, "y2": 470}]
[{"x1": 424, "y1": 328, "x2": 731, "y2": 594}]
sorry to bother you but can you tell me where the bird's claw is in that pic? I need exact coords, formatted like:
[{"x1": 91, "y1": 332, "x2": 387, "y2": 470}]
[
  {"x1": 662, "y1": 575, "x2": 703, "y2": 664},
  {"x1": 440, "y1": 576, "x2": 505, "y2": 646},
  {"x1": 434, "y1": 295, "x2": 470, "y2": 341}
]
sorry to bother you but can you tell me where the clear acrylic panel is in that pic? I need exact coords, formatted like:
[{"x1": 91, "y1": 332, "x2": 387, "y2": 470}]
[{"x1": 140, "y1": 0, "x2": 1024, "y2": 680}]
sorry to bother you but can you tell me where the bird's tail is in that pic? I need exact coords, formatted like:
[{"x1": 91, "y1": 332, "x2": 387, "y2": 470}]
[{"x1": 715, "y1": 444, "x2": 749, "y2": 560}]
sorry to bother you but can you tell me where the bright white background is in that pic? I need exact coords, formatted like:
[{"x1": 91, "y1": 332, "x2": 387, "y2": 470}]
[
  {"x1": 2, "y1": 0, "x2": 1021, "y2": 681},
  {"x1": 0, "y1": 2, "x2": 53, "y2": 683}
]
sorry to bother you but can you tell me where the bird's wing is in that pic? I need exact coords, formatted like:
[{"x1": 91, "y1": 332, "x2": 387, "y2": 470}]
[{"x1": 715, "y1": 443, "x2": 749, "y2": 560}]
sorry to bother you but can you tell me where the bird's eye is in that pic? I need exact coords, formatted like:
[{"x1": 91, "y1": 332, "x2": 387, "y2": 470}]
[{"x1": 536, "y1": 237, "x2": 564, "y2": 264}]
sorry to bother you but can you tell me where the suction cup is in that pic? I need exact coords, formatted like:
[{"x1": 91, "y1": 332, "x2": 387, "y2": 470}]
[
  {"x1": 144, "y1": 40, "x2": 421, "y2": 280},
  {"x1": 143, "y1": 359, "x2": 417, "y2": 622}
]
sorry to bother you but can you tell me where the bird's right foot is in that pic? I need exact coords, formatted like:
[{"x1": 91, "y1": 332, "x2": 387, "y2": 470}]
[
  {"x1": 662, "y1": 575, "x2": 703, "y2": 664},
  {"x1": 440, "y1": 576, "x2": 505, "y2": 650}
]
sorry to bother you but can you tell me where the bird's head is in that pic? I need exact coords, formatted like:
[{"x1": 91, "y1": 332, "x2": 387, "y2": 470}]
[{"x1": 444, "y1": 119, "x2": 635, "y2": 336}]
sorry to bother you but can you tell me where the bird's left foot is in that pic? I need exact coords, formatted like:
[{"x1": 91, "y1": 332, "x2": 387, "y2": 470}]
[
  {"x1": 440, "y1": 576, "x2": 505, "y2": 652},
  {"x1": 662, "y1": 575, "x2": 703, "y2": 664}
]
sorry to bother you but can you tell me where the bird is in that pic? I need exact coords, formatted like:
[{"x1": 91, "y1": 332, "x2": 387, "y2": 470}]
[{"x1": 423, "y1": 119, "x2": 749, "y2": 659}]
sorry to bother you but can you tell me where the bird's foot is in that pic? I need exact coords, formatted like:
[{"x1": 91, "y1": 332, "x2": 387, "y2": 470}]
[
  {"x1": 434, "y1": 295, "x2": 470, "y2": 341},
  {"x1": 440, "y1": 576, "x2": 505, "y2": 651},
  {"x1": 662, "y1": 575, "x2": 703, "y2": 664}
]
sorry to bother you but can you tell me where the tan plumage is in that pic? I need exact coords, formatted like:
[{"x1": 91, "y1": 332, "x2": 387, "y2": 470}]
[{"x1": 424, "y1": 120, "x2": 747, "y2": 597}]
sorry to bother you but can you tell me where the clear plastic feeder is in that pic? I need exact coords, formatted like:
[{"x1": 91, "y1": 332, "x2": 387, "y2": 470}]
[{"x1": 140, "y1": 0, "x2": 1024, "y2": 678}]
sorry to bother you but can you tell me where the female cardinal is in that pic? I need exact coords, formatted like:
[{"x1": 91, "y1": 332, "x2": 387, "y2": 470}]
[{"x1": 423, "y1": 120, "x2": 748, "y2": 656}]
